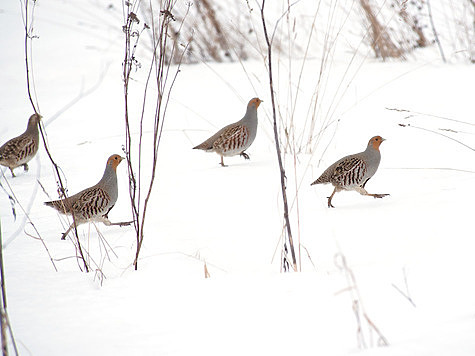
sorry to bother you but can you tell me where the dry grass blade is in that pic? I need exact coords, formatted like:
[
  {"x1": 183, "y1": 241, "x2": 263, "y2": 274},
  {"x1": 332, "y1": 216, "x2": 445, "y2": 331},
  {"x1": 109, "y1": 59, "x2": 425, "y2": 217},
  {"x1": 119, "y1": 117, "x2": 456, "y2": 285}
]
[{"x1": 335, "y1": 252, "x2": 389, "y2": 349}]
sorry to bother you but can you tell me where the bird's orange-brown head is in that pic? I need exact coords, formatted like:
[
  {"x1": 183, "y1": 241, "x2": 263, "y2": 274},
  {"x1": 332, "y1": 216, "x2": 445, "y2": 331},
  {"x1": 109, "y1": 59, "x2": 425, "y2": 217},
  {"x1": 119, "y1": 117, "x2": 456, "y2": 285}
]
[
  {"x1": 107, "y1": 154, "x2": 124, "y2": 170},
  {"x1": 248, "y1": 98, "x2": 263, "y2": 109},
  {"x1": 368, "y1": 136, "x2": 385, "y2": 151}
]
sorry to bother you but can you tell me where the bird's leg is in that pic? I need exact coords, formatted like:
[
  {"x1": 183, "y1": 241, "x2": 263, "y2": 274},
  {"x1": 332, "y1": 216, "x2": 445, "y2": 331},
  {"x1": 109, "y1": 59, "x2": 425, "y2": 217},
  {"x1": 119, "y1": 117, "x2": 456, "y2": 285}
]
[
  {"x1": 9, "y1": 168, "x2": 15, "y2": 178},
  {"x1": 23, "y1": 163, "x2": 29, "y2": 172},
  {"x1": 61, "y1": 217, "x2": 83, "y2": 240},
  {"x1": 355, "y1": 186, "x2": 390, "y2": 199},
  {"x1": 100, "y1": 215, "x2": 133, "y2": 227},
  {"x1": 240, "y1": 151, "x2": 250, "y2": 160},
  {"x1": 219, "y1": 156, "x2": 227, "y2": 167},
  {"x1": 327, "y1": 187, "x2": 338, "y2": 208},
  {"x1": 61, "y1": 223, "x2": 75, "y2": 240}
]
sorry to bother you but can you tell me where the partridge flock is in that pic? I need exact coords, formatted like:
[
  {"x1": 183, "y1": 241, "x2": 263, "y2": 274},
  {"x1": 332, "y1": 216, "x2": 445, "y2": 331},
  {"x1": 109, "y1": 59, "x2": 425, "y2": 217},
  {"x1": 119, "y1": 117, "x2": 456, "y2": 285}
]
[{"x1": 1, "y1": 99, "x2": 389, "y2": 240}]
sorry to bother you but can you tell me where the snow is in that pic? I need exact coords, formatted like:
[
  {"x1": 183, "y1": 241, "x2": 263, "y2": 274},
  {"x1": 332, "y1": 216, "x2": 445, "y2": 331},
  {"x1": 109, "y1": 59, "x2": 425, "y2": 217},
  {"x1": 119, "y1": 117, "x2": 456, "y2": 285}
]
[{"x1": 1, "y1": 0, "x2": 475, "y2": 355}]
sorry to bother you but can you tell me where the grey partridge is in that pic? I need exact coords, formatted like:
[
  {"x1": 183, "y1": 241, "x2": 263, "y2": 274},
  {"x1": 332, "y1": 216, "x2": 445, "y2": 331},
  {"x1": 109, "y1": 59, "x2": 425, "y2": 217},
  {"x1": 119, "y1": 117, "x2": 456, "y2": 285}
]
[
  {"x1": 45, "y1": 154, "x2": 128, "y2": 239},
  {"x1": 193, "y1": 98, "x2": 262, "y2": 166},
  {"x1": 311, "y1": 136, "x2": 389, "y2": 208},
  {"x1": 0, "y1": 113, "x2": 41, "y2": 177}
]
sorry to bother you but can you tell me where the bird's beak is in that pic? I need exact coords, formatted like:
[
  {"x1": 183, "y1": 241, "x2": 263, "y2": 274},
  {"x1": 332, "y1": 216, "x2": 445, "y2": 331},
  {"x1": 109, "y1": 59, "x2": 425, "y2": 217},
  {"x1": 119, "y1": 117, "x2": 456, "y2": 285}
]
[
  {"x1": 119, "y1": 156, "x2": 125, "y2": 162},
  {"x1": 381, "y1": 137, "x2": 386, "y2": 142}
]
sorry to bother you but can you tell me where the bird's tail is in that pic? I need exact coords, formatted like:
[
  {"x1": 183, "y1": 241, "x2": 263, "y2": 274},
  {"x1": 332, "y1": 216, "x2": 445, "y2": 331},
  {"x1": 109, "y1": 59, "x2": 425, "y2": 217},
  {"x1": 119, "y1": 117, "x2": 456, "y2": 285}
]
[
  {"x1": 193, "y1": 140, "x2": 213, "y2": 151},
  {"x1": 44, "y1": 200, "x2": 70, "y2": 214},
  {"x1": 310, "y1": 173, "x2": 331, "y2": 186},
  {"x1": 44, "y1": 200, "x2": 60, "y2": 209}
]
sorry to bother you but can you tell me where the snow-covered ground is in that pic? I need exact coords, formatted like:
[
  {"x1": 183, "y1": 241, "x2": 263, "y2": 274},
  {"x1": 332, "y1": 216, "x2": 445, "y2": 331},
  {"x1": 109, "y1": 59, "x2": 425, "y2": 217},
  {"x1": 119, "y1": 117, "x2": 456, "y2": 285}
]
[{"x1": 1, "y1": 1, "x2": 474, "y2": 355}]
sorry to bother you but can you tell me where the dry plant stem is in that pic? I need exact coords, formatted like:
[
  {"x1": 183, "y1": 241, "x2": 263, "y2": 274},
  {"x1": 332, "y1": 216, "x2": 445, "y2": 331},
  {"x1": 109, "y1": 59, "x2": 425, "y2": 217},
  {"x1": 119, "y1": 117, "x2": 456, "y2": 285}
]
[
  {"x1": 392, "y1": 283, "x2": 416, "y2": 307},
  {"x1": 1, "y1": 171, "x2": 58, "y2": 271},
  {"x1": 359, "y1": 0, "x2": 403, "y2": 59},
  {"x1": 260, "y1": 0, "x2": 297, "y2": 272},
  {"x1": 0, "y1": 308, "x2": 6, "y2": 356},
  {"x1": 0, "y1": 182, "x2": 15, "y2": 221},
  {"x1": 0, "y1": 223, "x2": 7, "y2": 356},
  {"x1": 204, "y1": 261, "x2": 210, "y2": 278},
  {"x1": 398, "y1": 1, "x2": 428, "y2": 48},
  {"x1": 38, "y1": 126, "x2": 89, "y2": 272},
  {"x1": 300, "y1": 244, "x2": 316, "y2": 271},
  {"x1": 386, "y1": 107, "x2": 475, "y2": 126},
  {"x1": 122, "y1": 1, "x2": 143, "y2": 270},
  {"x1": 403, "y1": 124, "x2": 474, "y2": 151},
  {"x1": 24, "y1": 0, "x2": 38, "y2": 115},
  {"x1": 23, "y1": 0, "x2": 88, "y2": 271},
  {"x1": 135, "y1": 5, "x2": 189, "y2": 269},
  {"x1": 427, "y1": 0, "x2": 446, "y2": 63},
  {"x1": 336, "y1": 253, "x2": 389, "y2": 348},
  {"x1": 0, "y1": 222, "x2": 19, "y2": 356},
  {"x1": 122, "y1": 1, "x2": 186, "y2": 270}
]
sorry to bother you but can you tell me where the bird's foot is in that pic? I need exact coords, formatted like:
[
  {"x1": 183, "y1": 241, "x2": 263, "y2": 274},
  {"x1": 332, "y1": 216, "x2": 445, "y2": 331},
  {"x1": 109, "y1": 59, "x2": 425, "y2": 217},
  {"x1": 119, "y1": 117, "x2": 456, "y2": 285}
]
[
  {"x1": 116, "y1": 220, "x2": 134, "y2": 227},
  {"x1": 240, "y1": 152, "x2": 250, "y2": 160},
  {"x1": 61, "y1": 232, "x2": 68, "y2": 240},
  {"x1": 23, "y1": 163, "x2": 29, "y2": 172},
  {"x1": 327, "y1": 197, "x2": 335, "y2": 208},
  {"x1": 107, "y1": 220, "x2": 134, "y2": 227},
  {"x1": 372, "y1": 193, "x2": 390, "y2": 199}
]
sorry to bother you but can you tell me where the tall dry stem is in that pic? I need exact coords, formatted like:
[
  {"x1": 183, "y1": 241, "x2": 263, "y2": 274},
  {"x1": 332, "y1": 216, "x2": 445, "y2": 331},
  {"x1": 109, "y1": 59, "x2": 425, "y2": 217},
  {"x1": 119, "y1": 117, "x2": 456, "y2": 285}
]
[
  {"x1": 260, "y1": 0, "x2": 297, "y2": 272},
  {"x1": 0, "y1": 221, "x2": 18, "y2": 356},
  {"x1": 122, "y1": 0, "x2": 188, "y2": 270},
  {"x1": 22, "y1": 0, "x2": 88, "y2": 271}
]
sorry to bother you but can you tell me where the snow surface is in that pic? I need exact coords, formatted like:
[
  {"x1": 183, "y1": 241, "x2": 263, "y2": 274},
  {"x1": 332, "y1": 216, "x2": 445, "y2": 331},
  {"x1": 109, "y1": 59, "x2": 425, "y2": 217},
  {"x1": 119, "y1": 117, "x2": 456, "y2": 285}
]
[{"x1": 0, "y1": 1, "x2": 474, "y2": 355}]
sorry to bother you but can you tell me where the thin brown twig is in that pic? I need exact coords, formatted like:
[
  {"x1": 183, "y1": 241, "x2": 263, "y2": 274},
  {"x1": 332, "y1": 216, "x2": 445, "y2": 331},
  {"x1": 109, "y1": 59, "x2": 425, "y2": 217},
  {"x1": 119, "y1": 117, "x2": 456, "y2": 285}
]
[
  {"x1": 260, "y1": 0, "x2": 297, "y2": 272},
  {"x1": 122, "y1": 1, "x2": 188, "y2": 270},
  {"x1": 24, "y1": 0, "x2": 38, "y2": 115},
  {"x1": 0, "y1": 221, "x2": 19, "y2": 356},
  {"x1": 23, "y1": 0, "x2": 89, "y2": 272}
]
